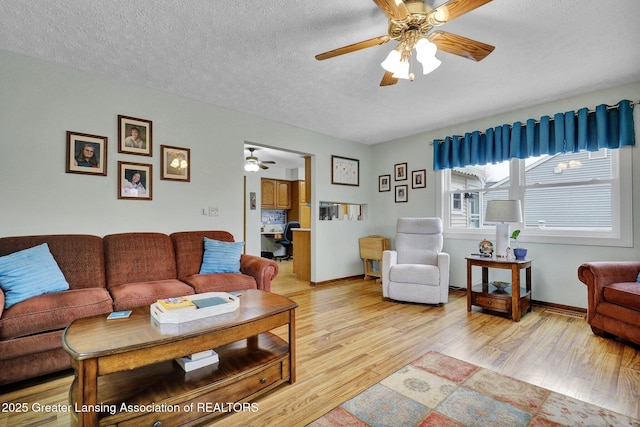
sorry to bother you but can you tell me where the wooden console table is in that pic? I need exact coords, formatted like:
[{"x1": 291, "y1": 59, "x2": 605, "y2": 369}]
[
  {"x1": 62, "y1": 290, "x2": 297, "y2": 427},
  {"x1": 466, "y1": 256, "x2": 532, "y2": 322}
]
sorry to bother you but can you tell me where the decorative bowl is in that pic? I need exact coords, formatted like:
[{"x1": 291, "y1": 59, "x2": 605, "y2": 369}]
[{"x1": 491, "y1": 281, "x2": 510, "y2": 291}]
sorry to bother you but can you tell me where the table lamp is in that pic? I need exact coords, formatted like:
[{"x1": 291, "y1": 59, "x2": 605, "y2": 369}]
[{"x1": 484, "y1": 200, "x2": 523, "y2": 258}]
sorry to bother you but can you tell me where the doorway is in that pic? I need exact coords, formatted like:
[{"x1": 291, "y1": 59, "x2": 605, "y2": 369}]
[{"x1": 242, "y1": 143, "x2": 312, "y2": 273}]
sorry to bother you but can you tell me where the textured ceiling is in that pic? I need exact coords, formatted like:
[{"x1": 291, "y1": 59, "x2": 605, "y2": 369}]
[{"x1": 1, "y1": 0, "x2": 639, "y2": 146}]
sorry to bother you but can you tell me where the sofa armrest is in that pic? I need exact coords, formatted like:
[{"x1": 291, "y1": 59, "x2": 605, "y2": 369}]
[
  {"x1": 438, "y1": 252, "x2": 450, "y2": 287},
  {"x1": 578, "y1": 261, "x2": 640, "y2": 314},
  {"x1": 381, "y1": 250, "x2": 397, "y2": 297},
  {"x1": 239, "y1": 254, "x2": 279, "y2": 292}
]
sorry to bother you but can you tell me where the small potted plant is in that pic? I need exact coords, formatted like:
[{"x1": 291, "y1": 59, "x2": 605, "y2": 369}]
[{"x1": 510, "y1": 229, "x2": 527, "y2": 259}]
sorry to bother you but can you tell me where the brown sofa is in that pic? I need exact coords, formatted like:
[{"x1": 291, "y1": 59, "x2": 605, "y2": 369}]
[
  {"x1": 0, "y1": 231, "x2": 278, "y2": 386},
  {"x1": 578, "y1": 261, "x2": 640, "y2": 346}
]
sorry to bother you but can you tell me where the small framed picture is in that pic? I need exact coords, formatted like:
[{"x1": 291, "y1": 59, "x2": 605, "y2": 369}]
[
  {"x1": 412, "y1": 169, "x2": 426, "y2": 189},
  {"x1": 331, "y1": 155, "x2": 359, "y2": 186},
  {"x1": 395, "y1": 185, "x2": 408, "y2": 203},
  {"x1": 118, "y1": 115, "x2": 152, "y2": 156},
  {"x1": 160, "y1": 145, "x2": 190, "y2": 182},
  {"x1": 66, "y1": 131, "x2": 107, "y2": 176},
  {"x1": 118, "y1": 161, "x2": 152, "y2": 200},
  {"x1": 379, "y1": 174, "x2": 391, "y2": 192},
  {"x1": 394, "y1": 162, "x2": 408, "y2": 181}
]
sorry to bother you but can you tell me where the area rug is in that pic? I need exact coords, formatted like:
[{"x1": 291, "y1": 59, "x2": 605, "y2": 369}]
[{"x1": 308, "y1": 351, "x2": 639, "y2": 427}]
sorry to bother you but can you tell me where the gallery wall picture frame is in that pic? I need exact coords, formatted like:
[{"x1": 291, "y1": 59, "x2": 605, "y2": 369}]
[
  {"x1": 118, "y1": 115, "x2": 152, "y2": 156},
  {"x1": 395, "y1": 185, "x2": 408, "y2": 203},
  {"x1": 118, "y1": 161, "x2": 152, "y2": 200},
  {"x1": 394, "y1": 162, "x2": 408, "y2": 181},
  {"x1": 379, "y1": 174, "x2": 391, "y2": 192},
  {"x1": 160, "y1": 145, "x2": 190, "y2": 182},
  {"x1": 412, "y1": 169, "x2": 426, "y2": 189},
  {"x1": 66, "y1": 131, "x2": 107, "y2": 176},
  {"x1": 331, "y1": 155, "x2": 359, "y2": 186}
]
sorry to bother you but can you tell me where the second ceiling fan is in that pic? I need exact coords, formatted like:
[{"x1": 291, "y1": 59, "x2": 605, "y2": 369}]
[{"x1": 315, "y1": 0, "x2": 495, "y2": 86}]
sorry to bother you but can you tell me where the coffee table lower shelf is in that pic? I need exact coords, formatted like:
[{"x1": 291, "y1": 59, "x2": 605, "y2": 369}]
[{"x1": 74, "y1": 333, "x2": 289, "y2": 427}]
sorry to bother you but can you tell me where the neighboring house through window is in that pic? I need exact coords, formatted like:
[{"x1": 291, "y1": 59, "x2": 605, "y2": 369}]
[{"x1": 437, "y1": 148, "x2": 633, "y2": 247}]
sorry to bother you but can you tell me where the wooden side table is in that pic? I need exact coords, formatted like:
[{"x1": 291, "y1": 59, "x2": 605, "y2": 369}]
[
  {"x1": 359, "y1": 236, "x2": 389, "y2": 281},
  {"x1": 466, "y1": 256, "x2": 532, "y2": 322}
]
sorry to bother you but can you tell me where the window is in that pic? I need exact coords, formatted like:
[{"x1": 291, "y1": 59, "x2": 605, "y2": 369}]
[{"x1": 437, "y1": 147, "x2": 633, "y2": 247}]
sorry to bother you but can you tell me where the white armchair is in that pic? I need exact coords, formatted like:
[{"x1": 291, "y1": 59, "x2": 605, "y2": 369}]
[{"x1": 382, "y1": 217, "x2": 450, "y2": 305}]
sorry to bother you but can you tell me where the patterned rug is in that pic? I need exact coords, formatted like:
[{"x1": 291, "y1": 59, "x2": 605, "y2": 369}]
[{"x1": 308, "y1": 351, "x2": 639, "y2": 427}]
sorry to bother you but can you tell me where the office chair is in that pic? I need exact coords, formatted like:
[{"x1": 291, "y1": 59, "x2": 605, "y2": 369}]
[{"x1": 275, "y1": 221, "x2": 300, "y2": 261}]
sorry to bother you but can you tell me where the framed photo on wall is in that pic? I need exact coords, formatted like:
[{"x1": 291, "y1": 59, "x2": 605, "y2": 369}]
[
  {"x1": 331, "y1": 155, "x2": 359, "y2": 186},
  {"x1": 412, "y1": 169, "x2": 426, "y2": 188},
  {"x1": 394, "y1": 162, "x2": 407, "y2": 181},
  {"x1": 118, "y1": 161, "x2": 152, "y2": 200},
  {"x1": 118, "y1": 115, "x2": 152, "y2": 156},
  {"x1": 160, "y1": 145, "x2": 190, "y2": 182},
  {"x1": 379, "y1": 174, "x2": 391, "y2": 192},
  {"x1": 66, "y1": 131, "x2": 107, "y2": 176},
  {"x1": 395, "y1": 185, "x2": 408, "y2": 203}
]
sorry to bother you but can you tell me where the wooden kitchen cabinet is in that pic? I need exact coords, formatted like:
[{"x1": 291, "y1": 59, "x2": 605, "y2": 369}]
[
  {"x1": 261, "y1": 179, "x2": 291, "y2": 209},
  {"x1": 289, "y1": 181, "x2": 311, "y2": 228}
]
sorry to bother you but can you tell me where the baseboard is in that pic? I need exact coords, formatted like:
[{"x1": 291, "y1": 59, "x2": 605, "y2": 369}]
[
  {"x1": 531, "y1": 299, "x2": 587, "y2": 314},
  {"x1": 313, "y1": 280, "x2": 587, "y2": 315},
  {"x1": 311, "y1": 274, "x2": 367, "y2": 287}
]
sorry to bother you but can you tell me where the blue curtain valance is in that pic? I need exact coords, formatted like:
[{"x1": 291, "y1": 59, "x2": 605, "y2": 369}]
[{"x1": 433, "y1": 99, "x2": 636, "y2": 171}]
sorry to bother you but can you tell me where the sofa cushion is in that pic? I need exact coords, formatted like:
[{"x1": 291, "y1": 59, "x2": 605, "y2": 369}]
[
  {"x1": 103, "y1": 233, "x2": 178, "y2": 286},
  {"x1": 0, "y1": 234, "x2": 106, "y2": 291},
  {"x1": 171, "y1": 231, "x2": 235, "y2": 278},
  {"x1": 108, "y1": 279, "x2": 195, "y2": 311},
  {"x1": 181, "y1": 273, "x2": 257, "y2": 294},
  {"x1": 390, "y1": 264, "x2": 440, "y2": 286},
  {"x1": 200, "y1": 238, "x2": 244, "y2": 274},
  {"x1": 0, "y1": 288, "x2": 113, "y2": 340},
  {"x1": 0, "y1": 243, "x2": 70, "y2": 309},
  {"x1": 604, "y1": 282, "x2": 640, "y2": 311}
]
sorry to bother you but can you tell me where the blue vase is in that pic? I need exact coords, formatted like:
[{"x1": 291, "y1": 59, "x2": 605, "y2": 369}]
[{"x1": 513, "y1": 248, "x2": 527, "y2": 260}]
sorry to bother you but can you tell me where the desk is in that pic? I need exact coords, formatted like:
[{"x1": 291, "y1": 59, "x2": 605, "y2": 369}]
[
  {"x1": 292, "y1": 229, "x2": 311, "y2": 281},
  {"x1": 466, "y1": 256, "x2": 532, "y2": 322},
  {"x1": 261, "y1": 232, "x2": 284, "y2": 258}
]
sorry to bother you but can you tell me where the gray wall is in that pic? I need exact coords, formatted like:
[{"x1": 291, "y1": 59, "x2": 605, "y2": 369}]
[
  {"x1": 370, "y1": 82, "x2": 640, "y2": 308},
  {"x1": 0, "y1": 49, "x2": 375, "y2": 283},
  {"x1": 1, "y1": 47, "x2": 638, "y2": 305}
]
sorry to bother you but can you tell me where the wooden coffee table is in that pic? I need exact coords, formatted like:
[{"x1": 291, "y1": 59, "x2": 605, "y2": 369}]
[{"x1": 62, "y1": 289, "x2": 297, "y2": 427}]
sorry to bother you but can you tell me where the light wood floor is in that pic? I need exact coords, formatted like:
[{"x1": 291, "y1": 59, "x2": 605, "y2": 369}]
[{"x1": 1, "y1": 261, "x2": 639, "y2": 426}]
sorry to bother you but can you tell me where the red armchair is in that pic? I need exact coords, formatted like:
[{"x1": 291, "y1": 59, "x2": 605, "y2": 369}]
[{"x1": 577, "y1": 261, "x2": 640, "y2": 346}]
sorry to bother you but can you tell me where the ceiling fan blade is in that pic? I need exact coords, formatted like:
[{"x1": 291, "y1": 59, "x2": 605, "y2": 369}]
[
  {"x1": 371, "y1": 0, "x2": 410, "y2": 20},
  {"x1": 259, "y1": 164, "x2": 269, "y2": 170},
  {"x1": 429, "y1": 30, "x2": 495, "y2": 61},
  {"x1": 261, "y1": 161, "x2": 276, "y2": 164},
  {"x1": 315, "y1": 35, "x2": 390, "y2": 60},
  {"x1": 432, "y1": 0, "x2": 492, "y2": 24},
  {"x1": 380, "y1": 71, "x2": 399, "y2": 86}
]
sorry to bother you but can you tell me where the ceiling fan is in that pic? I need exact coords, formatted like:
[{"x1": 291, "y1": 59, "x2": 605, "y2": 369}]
[
  {"x1": 315, "y1": 0, "x2": 495, "y2": 86},
  {"x1": 245, "y1": 148, "x2": 276, "y2": 172}
]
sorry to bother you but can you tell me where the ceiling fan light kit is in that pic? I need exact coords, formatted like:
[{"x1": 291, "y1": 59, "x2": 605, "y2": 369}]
[
  {"x1": 315, "y1": 0, "x2": 495, "y2": 86},
  {"x1": 245, "y1": 147, "x2": 276, "y2": 172}
]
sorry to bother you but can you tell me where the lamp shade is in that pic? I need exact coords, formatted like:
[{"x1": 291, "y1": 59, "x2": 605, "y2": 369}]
[
  {"x1": 485, "y1": 200, "x2": 523, "y2": 223},
  {"x1": 381, "y1": 50, "x2": 402, "y2": 73}
]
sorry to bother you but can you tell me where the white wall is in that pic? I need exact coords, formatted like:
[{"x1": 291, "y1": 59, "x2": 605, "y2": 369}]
[
  {"x1": 0, "y1": 49, "x2": 374, "y2": 283},
  {"x1": 370, "y1": 82, "x2": 640, "y2": 308}
]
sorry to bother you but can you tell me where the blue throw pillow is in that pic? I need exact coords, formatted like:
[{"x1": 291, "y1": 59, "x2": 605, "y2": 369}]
[
  {"x1": 636, "y1": 272, "x2": 640, "y2": 282},
  {"x1": 0, "y1": 243, "x2": 70, "y2": 309},
  {"x1": 199, "y1": 238, "x2": 245, "y2": 274}
]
